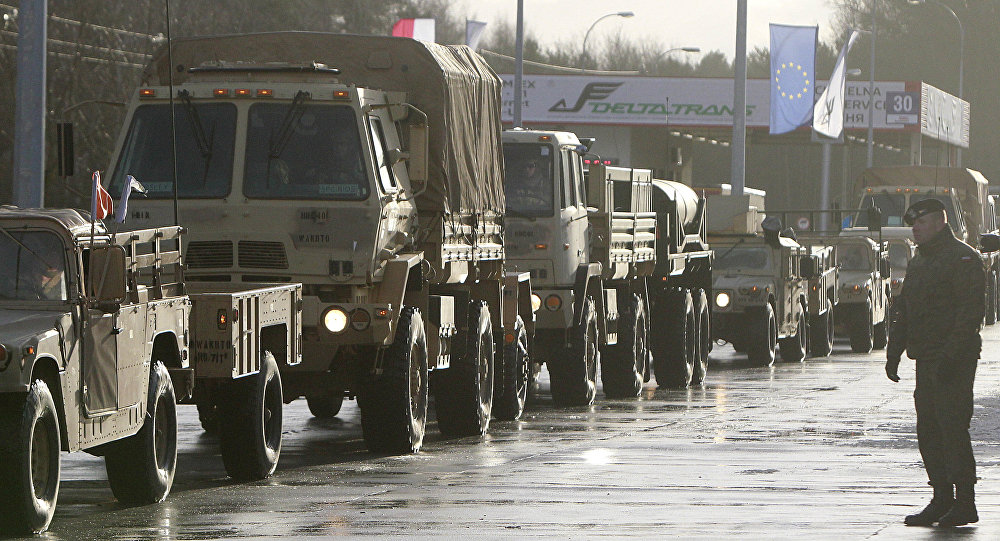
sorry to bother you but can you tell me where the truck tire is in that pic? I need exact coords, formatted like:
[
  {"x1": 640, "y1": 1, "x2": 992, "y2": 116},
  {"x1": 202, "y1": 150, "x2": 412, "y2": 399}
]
[
  {"x1": 0, "y1": 380, "x2": 60, "y2": 534},
  {"x1": 219, "y1": 352, "x2": 283, "y2": 481},
  {"x1": 601, "y1": 293, "x2": 646, "y2": 398},
  {"x1": 746, "y1": 303, "x2": 777, "y2": 366},
  {"x1": 306, "y1": 391, "x2": 344, "y2": 419},
  {"x1": 549, "y1": 296, "x2": 599, "y2": 406},
  {"x1": 652, "y1": 288, "x2": 695, "y2": 388},
  {"x1": 434, "y1": 300, "x2": 494, "y2": 437},
  {"x1": 809, "y1": 300, "x2": 834, "y2": 357},
  {"x1": 691, "y1": 289, "x2": 710, "y2": 385},
  {"x1": 195, "y1": 389, "x2": 219, "y2": 435},
  {"x1": 779, "y1": 309, "x2": 807, "y2": 363},
  {"x1": 105, "y1": 361, "x2": 177, "y2": 505},
  {"x1": 849, "y1": 302, "x2": 874, "y2": 353},
  {"x1": 873, "y1": 320, "x2": 888, "y2": 350},
  {"x1": 493, "y1": 315, "x2": 530, "y2": 421},
  {"x1": 986, "y1": 271, "x2": 997, "y2": 325},
  {"x1": 357, "y1": 306, "x2": 428, "y2": 454}
]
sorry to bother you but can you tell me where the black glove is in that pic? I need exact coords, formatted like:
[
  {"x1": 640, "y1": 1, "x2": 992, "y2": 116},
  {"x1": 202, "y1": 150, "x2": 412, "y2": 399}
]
[{"x1": 885, "y1": 355, "x2": 901, "y2": 382}]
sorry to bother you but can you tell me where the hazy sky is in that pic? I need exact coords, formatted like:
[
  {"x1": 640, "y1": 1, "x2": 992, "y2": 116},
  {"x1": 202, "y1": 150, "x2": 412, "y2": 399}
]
[{"x1": 457, "y1": 1, "x2": 840, "y2": 61}]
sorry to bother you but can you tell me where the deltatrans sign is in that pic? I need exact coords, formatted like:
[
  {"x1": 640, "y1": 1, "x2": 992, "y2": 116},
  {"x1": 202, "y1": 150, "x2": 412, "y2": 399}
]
[{"x1": 500, "y1": 74, "x2": 911, "y2": 131}]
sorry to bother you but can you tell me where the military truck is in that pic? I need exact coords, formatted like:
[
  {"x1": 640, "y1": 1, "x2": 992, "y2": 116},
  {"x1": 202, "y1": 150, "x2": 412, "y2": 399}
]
[
  {"x1": 887, "y1": 238, "x2": 915, "y2": 297},
  {"x1": 705, "y1": 191, "x2": 811, "y2": 365},
  {"x1": 0, "y1": 208, "x2": 300, "y2": 534},
  {"x1": 851, "y1": 166, "x2": 1000, "y2": 324},
  {"x1": 501, "y1": 129, "x2": 712, "y2": 398},
  {"x1": 801, "y1": 244, "x2": 839, "y2": 357},
  {"x1": 107, "y1": 32, "x2": 535, "y2": 451}
]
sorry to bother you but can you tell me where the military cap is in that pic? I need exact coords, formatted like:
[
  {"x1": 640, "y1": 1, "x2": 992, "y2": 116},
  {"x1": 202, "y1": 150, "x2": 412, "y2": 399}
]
[{"x1": 903, "y1": 198, "x2": 946, "y2": 226}]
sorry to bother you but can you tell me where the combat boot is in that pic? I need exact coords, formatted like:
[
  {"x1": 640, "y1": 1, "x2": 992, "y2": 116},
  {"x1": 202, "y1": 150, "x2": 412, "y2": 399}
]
[
  {"x1": 904, "y1": 484, "x2": 954, "y2": 526},
  {"x1": 937, "y1": 484, "x2": 978, "y2": 527}
]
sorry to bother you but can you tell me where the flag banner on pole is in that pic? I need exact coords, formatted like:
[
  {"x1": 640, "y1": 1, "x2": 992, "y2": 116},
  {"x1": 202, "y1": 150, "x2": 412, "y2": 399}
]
[
  {"x1": 90, "y1": 171, "x2": 113, "y2": 220},
  {"x1": 465, "y1": 20, "x2": 487, "y2": 49},
  {"x1": 813, "y1": 30, "x2": 860, "y2": 139},
  {"x1": 391, "y1": 18, "x2": 435, "y2": 42},
  {"x1": 114, "y1": 175, "x2": 147, "y2": 224},
  {"x1": 769, "y1": 24, "x2": 817, "y2": 135}
]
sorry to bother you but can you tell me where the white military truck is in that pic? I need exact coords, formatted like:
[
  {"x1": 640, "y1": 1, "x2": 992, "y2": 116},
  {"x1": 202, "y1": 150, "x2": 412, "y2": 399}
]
[
  {"x1": 705, "y1": 191, "x2": 811, "y2": 365},
  {"x1": 107, "y1": 32, "x2": 535, "y2": 452},
  {"x1": 0, "y1": 208, "x2": 300, "y2": 534}
]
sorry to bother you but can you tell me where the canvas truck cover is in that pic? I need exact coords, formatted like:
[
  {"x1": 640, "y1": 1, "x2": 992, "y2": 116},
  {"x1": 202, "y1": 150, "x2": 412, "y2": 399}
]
[
  {"x1": 141, "y1": 31, "x2": 505, "y2": 217},
  {"x1": 856, "y1": 166, "x2": 990, "y2": 234}
]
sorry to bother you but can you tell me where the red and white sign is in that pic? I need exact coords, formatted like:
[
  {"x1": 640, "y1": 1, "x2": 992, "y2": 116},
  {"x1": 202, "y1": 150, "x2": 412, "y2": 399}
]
[{"x1": 391, "y1": 18, "x2": 435, "y2": 42}]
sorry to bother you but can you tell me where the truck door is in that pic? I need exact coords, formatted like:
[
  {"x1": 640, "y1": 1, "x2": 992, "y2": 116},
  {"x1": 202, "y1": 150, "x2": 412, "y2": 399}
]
[
  {"x1": 83, "y1": 309, "x2": 119, "y2": 415},
  {"x1": 115, "y1": 304, "x2": 147, "y2": 408},
  {"x1": 562, "y1": 148, "x2": 587, "y2": 272}
]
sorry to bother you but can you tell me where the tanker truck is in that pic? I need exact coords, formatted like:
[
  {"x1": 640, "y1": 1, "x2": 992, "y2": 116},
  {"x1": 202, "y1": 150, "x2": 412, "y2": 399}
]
[
  {"x1": 105, "y1": 32, "x2": 535, "y2": 453},
  {"x1": 502, "y1": 128, "x2": 712, "y2": 399}
]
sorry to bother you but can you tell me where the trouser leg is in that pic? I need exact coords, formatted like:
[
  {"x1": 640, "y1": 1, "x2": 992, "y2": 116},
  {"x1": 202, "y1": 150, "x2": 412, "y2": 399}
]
[
  {"x1": 915, "y1": 363, "x2": 948, "y2": 485},
  {"x1": 933, "y1": 360, "x2": 977, "y2": 485}
]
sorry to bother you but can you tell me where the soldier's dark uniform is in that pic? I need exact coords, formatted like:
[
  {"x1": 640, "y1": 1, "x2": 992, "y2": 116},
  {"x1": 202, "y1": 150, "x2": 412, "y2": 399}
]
[{"x1": 887, "y1": 200, "x2": 985, "y2": 527}]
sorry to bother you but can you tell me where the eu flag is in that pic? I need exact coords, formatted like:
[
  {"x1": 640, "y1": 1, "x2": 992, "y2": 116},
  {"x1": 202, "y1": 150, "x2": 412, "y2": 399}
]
[{"x1": 769, "y1": 24, "x2": 817, "y2": 135}]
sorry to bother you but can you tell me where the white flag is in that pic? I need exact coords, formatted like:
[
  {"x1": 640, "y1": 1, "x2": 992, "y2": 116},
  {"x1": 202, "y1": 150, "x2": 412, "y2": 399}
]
[
  {"x1": 466, "y1": 20, "x2": 487, "y2": 50},
  {"x1": 114, "y1": 175, "x2": 147, "y2": 224},
  {"x1": 813, "y1": 30, "x2": 860, "y2": 139}
]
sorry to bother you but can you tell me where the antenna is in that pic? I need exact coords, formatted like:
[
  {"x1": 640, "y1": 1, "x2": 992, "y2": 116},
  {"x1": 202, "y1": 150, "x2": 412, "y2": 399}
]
[{"x1": 165, "y1": 0, "x2": 179, "y2": 226}]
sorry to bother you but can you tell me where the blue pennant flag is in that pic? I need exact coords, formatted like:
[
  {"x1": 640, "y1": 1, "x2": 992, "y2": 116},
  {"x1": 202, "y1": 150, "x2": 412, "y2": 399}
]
[{"x1": 769, "y1": 24, "x2": 817, "y2": 135}]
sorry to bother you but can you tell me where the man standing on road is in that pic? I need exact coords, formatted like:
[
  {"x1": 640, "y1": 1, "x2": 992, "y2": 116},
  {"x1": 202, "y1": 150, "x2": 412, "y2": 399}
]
[{"x1": 886, "y1": 198, "x2": 985, "y2": 527}]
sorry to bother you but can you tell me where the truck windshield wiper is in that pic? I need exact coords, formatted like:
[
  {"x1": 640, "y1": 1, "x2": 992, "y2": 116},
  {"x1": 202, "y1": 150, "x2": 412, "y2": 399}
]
[
  {"x1": 266, "y1": 91, "x2": 310, "y2": 187},
  {"x1": 716, "y1": 237, "x2": 747, "y2": 265},
  {"x1": 178, "y1": 90, "x2": 215, "y2": 187}
]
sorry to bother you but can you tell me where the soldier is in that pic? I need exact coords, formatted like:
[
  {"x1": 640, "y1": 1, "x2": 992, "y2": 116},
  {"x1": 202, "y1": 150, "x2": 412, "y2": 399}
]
[{"x1": 886, "y1": 197, "x2": 985, "y2": 527}]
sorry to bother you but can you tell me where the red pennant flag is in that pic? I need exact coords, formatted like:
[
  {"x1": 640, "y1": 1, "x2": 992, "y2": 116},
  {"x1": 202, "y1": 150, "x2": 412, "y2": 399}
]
[{"x1": 90, "y1": 171, "x2": 113, "y2": 219}]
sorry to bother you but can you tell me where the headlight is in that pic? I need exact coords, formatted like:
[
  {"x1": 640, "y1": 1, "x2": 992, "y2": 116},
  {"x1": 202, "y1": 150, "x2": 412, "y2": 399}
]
[
  {"x1": 531, "y1": 293, "x2": 542, "y2": 312},
  {"x1": 715, "y1": 292, "x2": 730, "y2": 308},
  {"x1": 350, "y1": 309, "x2": 371, "y2": 331},
  {"x1": 322, "y1": 307, "x2": 349, "y2": 333},
  {"x1": 545, "y1": 294, "x2": 562, "y2": 311}
]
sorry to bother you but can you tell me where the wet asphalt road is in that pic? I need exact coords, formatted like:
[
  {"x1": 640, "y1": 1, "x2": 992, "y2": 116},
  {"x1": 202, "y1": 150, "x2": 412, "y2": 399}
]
[{"x1": 14, "y1": 328, "x2": 1000, "y2": 540}]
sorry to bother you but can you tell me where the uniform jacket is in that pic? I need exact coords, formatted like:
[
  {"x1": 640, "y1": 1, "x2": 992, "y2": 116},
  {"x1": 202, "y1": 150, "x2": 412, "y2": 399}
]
[{"x1": 887, "y1": 224, "x2": 985, "y2": 362}]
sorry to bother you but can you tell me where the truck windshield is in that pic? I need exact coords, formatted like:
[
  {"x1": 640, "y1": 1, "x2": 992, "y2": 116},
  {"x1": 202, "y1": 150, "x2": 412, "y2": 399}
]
[
  {"x1": 243, "y1": 103, "x2": 369, "y2": 200},
  {"x1": 888, "y1": 242, "x2": 910, "y2": 269},
  {"x1": 503, "y1": 143, "x2": 554, "y2": 217},
  {"x1": 839, "y1": 244, "x2": 872, "y2": 271},
  {"x1": 715, "y1": 246, "x2": 771, "y2": 271},
  {"x1": 110, "y1": 103, "x2": 236, "y2": 198},
  {"x1": 0, "y1": 230, "x2": 68, "y2": 301},
  {"x1": 854, "y1": 193, "x2": 906, "y2": 227}
]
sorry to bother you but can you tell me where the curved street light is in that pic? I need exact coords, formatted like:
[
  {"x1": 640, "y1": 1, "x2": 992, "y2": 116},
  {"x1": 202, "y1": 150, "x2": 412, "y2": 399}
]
[
  {"x1": 580, "y1": 11, "x2": 634, "y2": 70},
  {"x1": 907, "y1": 0, "x2": 964, "y2": 165}
]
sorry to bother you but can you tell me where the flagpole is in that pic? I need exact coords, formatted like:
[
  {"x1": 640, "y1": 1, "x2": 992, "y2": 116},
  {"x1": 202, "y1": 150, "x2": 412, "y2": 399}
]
[
  {"x1": 730, "y1": 0, "x2": 747, "y2": 196},
  {"x1": 165, "y1": 0, "x2": 179, "y2": 226}
]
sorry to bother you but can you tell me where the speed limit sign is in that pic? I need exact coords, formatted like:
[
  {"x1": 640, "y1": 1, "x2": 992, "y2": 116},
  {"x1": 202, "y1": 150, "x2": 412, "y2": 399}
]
[{"x1": 886, "y1": 91, "x2": 919, "y2": 125}]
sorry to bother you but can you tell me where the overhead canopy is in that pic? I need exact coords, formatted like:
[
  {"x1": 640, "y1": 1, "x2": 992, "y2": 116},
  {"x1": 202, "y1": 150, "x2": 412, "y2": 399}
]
[{"x1": 143, "y1": 31, "x2": 506, "y2": 217}]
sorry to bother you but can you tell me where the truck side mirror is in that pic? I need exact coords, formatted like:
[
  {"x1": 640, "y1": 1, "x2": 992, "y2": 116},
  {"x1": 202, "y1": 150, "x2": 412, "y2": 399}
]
[
  {"x1": 867, "y1": 207, "x2": 882, "y2": 233},
  {"x1": 407, "y1": 122, "x2": 429, "y2": 194},
  {"x1": 387, "y1": 147, "x2": 409, "y2": 166},
  {"x1": 799, "y1": 255, "x2": 816, "y2": 279},
  {"x1": 981, "y1": 233, "x2": 1000, "y2": 253},
  {"x1": 88, "y1": 245, "x2": 127, "y2": 306},
  {"x1": 879, "y1": 258, "x2": 891, "y2": 278}
]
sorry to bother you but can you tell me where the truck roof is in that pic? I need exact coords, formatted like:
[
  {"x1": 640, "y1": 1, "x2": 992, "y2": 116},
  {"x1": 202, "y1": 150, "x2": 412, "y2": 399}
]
[
  {"x1": 502, "y1": 128, "x2": 581, "y2": 146},
  {"x1": 142, "y1": 31, "x2": 505, "y2": 217},
  {"x1": 0, "y1": 206, "x2": 104, "y2": 237}
]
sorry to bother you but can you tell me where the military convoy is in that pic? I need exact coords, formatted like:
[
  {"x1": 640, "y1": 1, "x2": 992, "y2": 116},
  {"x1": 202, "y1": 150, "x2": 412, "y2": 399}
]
[
  {"x1": 0, "y1": 209, "x2": 300, "y2": 534},
  {"x1": 501, "y1": 128, "x2": 713, "y2": 400}
]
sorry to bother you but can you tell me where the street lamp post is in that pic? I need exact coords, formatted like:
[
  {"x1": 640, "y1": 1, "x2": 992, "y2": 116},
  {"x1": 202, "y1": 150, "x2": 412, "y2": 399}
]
[
  {"x1": 580, "y1": 11, "x2": 634, "y2": 70},
  {"x1": 645, "y1": 46, "x2": 700, "y2": 74},
  {"x1": 908, "y1": 0, "x2": 964, "y2": 166}
]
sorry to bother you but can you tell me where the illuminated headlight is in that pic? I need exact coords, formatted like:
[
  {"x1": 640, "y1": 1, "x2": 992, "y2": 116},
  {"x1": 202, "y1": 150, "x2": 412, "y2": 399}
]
[
  {"x1": 322, "y1": 307, "x2": 349, "y2": 333},
  {"x1": 531, "y1": 293, "x2": 542, "y2": 312},
  {"x1": 715, "y1": 292, "x2": 731, "y2": 308}
]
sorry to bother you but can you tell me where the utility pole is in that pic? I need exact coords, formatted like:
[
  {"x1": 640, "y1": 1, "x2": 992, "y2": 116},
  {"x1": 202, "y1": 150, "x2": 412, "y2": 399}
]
[
  {"x1": 513, "y1": 0, "x2": 524, "y2": 128},
  {"x1": 730, "y1": 0, "x2": 747, "y2": 196},
  {"x1": 12, "y1": 0, "x2": 46, "y2": 207}
]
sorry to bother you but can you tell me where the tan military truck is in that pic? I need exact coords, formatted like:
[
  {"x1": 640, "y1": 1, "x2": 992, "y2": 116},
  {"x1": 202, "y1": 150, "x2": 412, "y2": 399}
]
[
  {"x1": 107, "y1": 33, "x2": 534, "y2": 450},
  {"x1": 850, "y1": 166, "x2": 1000, "y2": 323},
  {"x1": 705, "y1": 192, "x2": 811, "y2": 365},
  {"x1": 887, "y1": 237, "x2": 915, "y2": 297},
  {"x1": 801, "y1": 244, "x2": 839, "y2": 357},
  {"x1": 0, "y1": 208, "x2": 300, "y2": 534}
]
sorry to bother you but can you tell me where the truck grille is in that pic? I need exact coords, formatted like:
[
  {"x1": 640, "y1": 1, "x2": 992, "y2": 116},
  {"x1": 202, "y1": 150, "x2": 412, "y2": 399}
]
[
  {"x1": 186, "y1": 241, "x2": 233, "y2": 269},
  {"x1": 238, "y1": 241, "x2": 288, "y2": 269}
]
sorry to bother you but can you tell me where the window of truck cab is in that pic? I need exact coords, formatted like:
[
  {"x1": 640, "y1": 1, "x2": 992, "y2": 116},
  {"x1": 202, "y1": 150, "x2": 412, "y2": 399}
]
[
  {"x1": 366, "y1": 115, "x2": 398, "y2": 193},
  {"x1": 110, "y1": 102, "x2": 237, "y2": 198},
  {"x1": 244, "y1": 103, "x2": 369, "y2": 200},
  {"x1": 502, "y1": 143, "x2": 555, "y2": 218},
  {"x1": 0, "y1": 229, "x2": 70, "y2": 301}
]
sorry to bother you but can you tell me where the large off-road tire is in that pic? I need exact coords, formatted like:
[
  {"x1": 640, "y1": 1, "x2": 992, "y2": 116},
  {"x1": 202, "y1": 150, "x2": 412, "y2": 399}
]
[
  {"x1": 549, "y1": 296, "x2": 599, "y2": 405},
  {"x1": 194, "y1": 388, "x2": 219, "y2": 435},
  {"x1": 219, "y1": 352, "x2": 283, "y2": 481},
  {"x1": 601, "y1": 293, "x2": 647, "y2": 398},
  {"x1": 652, "y1": 288, "x2": 696, "y2": 388},
  {"x1": 809, "y1": 300, "x2": 834, "y2": 357},
  {"x1": 849, "y1": 301, "x2": 874, "y2": 353},
  {"x1": 306, "y1": 390, "x2": 344, "y2": 419},
  {"x1": 493, "y1": 315, "x2": 530, "y2": 421},
  {"x1": 747, "y1": 303, "x2": 777, "y2": 366},
  {"x1": 0, "y1": 380, "x2": 61, "y2": 534},
  {"x1": 873, "y1": 319, "x2": 888, "y2": 350},
  {"x1": 105, "y1": 361, "x2": 177, "y2": 505},
  {"x1": 986, "y1": 271, "x2": 998, "y2": 325},
  {"x1": 691, "y1": 289, "x2": 710, "y2": 385},
  {"x1": 434, "y1": 300, "x2": 494, "y2": 437},
  {"x1": 358, "y1": 306, "x2": 428, "y2": 454},
  {"x1": 779, "y1": 308, "x2": 807, "y2": 363}
]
